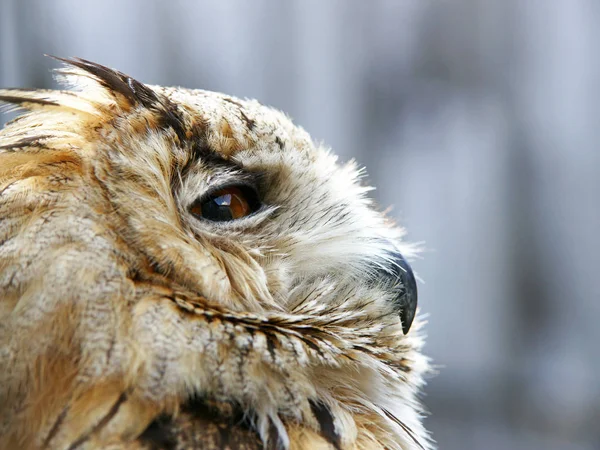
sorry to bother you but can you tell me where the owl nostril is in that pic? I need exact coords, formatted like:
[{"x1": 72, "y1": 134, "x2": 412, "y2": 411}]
[{"x1": 376, "y1": 250, "x2": 418, "y2": 335}]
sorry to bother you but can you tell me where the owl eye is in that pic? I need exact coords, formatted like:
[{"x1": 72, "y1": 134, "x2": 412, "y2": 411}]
[{"x1": 190, "y1": 185, "x2": 261, "y2": 222}]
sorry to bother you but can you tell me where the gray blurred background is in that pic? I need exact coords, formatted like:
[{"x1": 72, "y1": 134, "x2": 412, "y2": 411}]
[{"x1": 1, "y1": 1, "x2": 598, "y2": 448}]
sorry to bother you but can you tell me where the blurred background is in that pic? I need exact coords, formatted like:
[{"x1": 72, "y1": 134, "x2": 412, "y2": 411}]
[{"x1": 1, "y1": 1, "x2": 598, "y2": 448}]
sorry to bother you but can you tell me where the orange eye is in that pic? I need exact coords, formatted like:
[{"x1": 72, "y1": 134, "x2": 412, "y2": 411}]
[{"x1": 190, "y1": 185, "x2": 260, "y2": 222}]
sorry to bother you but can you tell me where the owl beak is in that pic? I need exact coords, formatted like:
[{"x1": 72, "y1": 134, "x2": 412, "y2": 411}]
[{"x1": 379, "y1": 251, "x2": 418, "y2": 335}]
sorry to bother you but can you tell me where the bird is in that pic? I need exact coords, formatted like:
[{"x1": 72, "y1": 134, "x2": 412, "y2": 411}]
[{"x1": 0, "y1": 57, "x2": 432, "y2": 450}]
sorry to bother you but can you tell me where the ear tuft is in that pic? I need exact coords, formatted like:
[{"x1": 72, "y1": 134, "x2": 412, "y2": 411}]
[{"x1": 49, "y1": 55, "x2": 160, "y2": 108}]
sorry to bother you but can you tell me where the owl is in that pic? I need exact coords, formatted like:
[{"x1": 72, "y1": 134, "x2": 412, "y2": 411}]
[{"x1": 0, "y1": 58, "x2": 432, "y2": 450}]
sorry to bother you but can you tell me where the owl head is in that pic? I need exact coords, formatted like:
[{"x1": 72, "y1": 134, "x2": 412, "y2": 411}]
[{"x1": 0, "y1": 58, "x2": 431, "y2": 450}]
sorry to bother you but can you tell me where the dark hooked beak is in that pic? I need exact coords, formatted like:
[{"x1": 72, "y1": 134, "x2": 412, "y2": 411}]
[{"x1": 377, "y1": 250, "x2": 418, "y2": 334}]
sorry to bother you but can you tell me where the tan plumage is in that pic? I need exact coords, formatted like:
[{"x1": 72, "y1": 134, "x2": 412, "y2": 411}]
[{"x1": 0, "y1": 58, "x2": 432, "y2": 450}]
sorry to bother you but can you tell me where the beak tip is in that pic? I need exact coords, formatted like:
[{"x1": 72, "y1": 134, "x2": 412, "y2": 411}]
[{"x1": 388, "y1": 251, "x2": 418, "y2": 335}]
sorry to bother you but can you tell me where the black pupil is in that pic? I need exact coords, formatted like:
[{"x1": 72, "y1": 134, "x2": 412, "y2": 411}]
[{"x1": 201, "y1": 193, "x2": 236, "y2": 221}]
